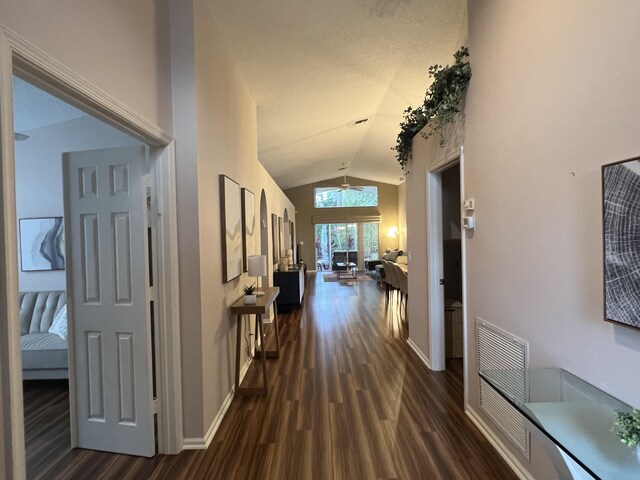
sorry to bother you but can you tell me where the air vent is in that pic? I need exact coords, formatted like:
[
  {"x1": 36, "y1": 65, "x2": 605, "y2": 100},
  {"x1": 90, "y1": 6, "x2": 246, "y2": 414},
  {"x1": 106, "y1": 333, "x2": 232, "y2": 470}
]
[{"x1": 476, "y1": 318, "x2": 530, "y2": 460}]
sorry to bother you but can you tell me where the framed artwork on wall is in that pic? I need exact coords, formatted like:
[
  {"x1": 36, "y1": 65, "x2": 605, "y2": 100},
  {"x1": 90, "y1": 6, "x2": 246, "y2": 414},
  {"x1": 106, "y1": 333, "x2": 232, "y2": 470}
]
[
  {"x1": 271, "y1": 213, "x2": 279, "y2": 263},
  {"x1": 290, "y1": 221, "x2": 295, "y2": 260},
  {"x1": 220, "y1": 175, "x2": 243, "y2": 283},
  {"x1": 241, "y1": 188, "x2": 255, "y2": 272},
  {"x1": 19, "y1": 217, "x2": 65, "y2": 271},
  {"x1": 602, "y1": 156, "x2": 640, "y2": 330},
  {"x1": 278, "y1": 216, "x2": 284, "y2": 258}
]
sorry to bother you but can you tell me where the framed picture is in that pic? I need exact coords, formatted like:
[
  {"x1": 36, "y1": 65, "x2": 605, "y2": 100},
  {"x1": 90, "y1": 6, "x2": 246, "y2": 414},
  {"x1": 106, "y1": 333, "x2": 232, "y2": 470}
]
[
  {"x1": 220, "y1": 175, "x2": 243, "y2": 283},
  {"x1": 271, "y1": 214, "x2": 279, "y2": 263},
  {"x1": 241, "y1": 188, "x2": 255, "y2": 272},
  {"x1": 19, "y1": 217, "x2": 65, "y2": 271},
  {"x1": 602, "y1": 156, "x2": 640, "y2": 330},
  {"x1": 278, "y1": 217, "x2": 284, "y2": 257},
  {"x1": 290, "y1": 221, "x2": 295, "y2": 261}
]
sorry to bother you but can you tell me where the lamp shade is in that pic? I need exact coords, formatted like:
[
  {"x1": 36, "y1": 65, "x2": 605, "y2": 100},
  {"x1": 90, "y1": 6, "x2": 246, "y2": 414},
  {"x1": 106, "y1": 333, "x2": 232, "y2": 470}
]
[{"x1": 248, "y1": 255, "x2": 267, "y2": 277}]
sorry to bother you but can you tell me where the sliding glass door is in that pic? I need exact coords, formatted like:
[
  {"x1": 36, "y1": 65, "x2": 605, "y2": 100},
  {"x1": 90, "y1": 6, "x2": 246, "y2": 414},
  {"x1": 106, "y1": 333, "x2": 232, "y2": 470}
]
[
  {"x1": 315, "y1": 222, "x2": 378, "y2": 271},
  {"x1": 362, "y1": 222, "x2": 379, "y2": 262}
]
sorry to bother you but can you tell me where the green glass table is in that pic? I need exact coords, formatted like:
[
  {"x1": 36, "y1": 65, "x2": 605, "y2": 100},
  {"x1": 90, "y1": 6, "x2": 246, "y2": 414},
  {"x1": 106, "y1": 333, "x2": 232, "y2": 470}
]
[{"x1": 479, "y1": 368, "x2": 639, "y2": 480}]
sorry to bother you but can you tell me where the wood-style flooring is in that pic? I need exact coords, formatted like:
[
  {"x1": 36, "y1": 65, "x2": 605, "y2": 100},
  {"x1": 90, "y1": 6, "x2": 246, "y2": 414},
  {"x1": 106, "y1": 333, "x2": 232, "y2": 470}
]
[{"x1": 24, "y1": 273, "x2": 517, "y2": 479}]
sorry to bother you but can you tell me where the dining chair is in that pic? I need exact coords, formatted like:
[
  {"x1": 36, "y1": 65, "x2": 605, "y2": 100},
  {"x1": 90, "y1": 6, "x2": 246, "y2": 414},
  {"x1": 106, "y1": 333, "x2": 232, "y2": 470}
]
[
  {"x1": 384, "y1": 260, "x2": 400, "y2": 309},
  {"x1": 379, "y1": 259, "x2": 392, "y2": 303},
  {"x1": 392, "y1": 262, "x2": 408, "y2": 320}
]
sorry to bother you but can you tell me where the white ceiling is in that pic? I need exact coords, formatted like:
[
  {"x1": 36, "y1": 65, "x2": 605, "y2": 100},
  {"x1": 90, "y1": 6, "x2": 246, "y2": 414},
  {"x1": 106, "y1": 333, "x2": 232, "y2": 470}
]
[
  {"x1": 208, "y1": 0, "x2": 467, "y2": 188},
  {"x1": 12, "y1": 76, "x2": 86, "y2": 133}
]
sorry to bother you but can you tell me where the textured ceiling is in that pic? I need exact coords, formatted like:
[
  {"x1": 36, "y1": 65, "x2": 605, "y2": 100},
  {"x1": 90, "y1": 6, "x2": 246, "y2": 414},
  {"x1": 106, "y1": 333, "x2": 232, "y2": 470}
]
[
  {"x1": 12, "y1": 76, "x2": 86, "y2": 133},
  {"x1": 207, "y1": 0, "x2": 467, "y2": 188}
]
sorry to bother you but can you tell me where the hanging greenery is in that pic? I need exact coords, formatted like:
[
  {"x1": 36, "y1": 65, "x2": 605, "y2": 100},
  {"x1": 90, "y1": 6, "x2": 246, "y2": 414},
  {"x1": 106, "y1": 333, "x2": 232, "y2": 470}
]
[{"x1": 392, "y1": 47, "x2": 471, "y2": 173}]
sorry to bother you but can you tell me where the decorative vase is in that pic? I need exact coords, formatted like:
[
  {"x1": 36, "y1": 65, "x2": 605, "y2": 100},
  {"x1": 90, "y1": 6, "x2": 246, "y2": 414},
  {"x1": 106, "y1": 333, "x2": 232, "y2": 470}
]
[
  {"x1": 244, "y1": 294, "x2": 256, "y2": 305},
  {"x1": 278, "y1": 257, "x2": 289, "y2": 271}
]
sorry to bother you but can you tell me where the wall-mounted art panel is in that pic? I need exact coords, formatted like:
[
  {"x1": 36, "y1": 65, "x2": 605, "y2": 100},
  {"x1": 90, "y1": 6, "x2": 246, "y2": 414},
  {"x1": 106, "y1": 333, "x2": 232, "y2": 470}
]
[
  {"x1": 19, "y1": 217, "x2": 65, "y2": 271},
  {"x1": 603, "y1": 156, "x2": 640, "y2": 330},
  {"x1": 241, "y1": 188, "x2": 255, "y2": 272},
  {"x1": 220, "y1": 175, "x2": 243, "y2": 283},
  {"x1": 271, "y1": 213, "x2": 279, "y2": 264}
]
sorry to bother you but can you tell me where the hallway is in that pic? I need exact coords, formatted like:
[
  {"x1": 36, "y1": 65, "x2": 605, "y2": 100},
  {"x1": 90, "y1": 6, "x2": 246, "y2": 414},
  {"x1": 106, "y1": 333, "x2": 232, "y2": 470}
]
[{"x1": 25, "y1": 274, "x2": 516, "y2": 479}]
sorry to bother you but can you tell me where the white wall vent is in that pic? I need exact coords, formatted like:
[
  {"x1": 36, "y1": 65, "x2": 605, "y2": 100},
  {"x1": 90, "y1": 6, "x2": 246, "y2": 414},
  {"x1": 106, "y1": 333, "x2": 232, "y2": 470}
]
[{"x1": 476, "y1": 318, "x2": 530, "y2": 460}]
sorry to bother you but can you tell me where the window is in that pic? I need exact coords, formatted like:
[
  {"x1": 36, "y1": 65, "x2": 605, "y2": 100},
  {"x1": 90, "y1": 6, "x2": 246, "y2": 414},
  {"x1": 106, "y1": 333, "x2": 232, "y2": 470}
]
[{"x1": 314, "y1": 186, "x2": 378, "y2": 208}]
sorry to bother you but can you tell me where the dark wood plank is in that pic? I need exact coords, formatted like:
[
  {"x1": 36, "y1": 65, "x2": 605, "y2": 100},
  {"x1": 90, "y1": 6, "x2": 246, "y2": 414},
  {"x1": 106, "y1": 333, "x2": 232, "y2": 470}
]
[{"x1": 23, "y1": 273, "x2": 517, "y2": 479}]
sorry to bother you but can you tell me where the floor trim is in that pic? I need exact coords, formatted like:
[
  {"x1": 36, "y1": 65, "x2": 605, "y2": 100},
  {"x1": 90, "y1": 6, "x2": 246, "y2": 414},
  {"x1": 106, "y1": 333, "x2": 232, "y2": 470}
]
[
  {"x1": 407, "y1": 338, "x2": 431, "y2": 369},
  {"x1": 182, "y1": 357, "x2": 251, "y2": 450},
  {"x1": 466, "y1": 407, "x2": 534, "y2": 480}
]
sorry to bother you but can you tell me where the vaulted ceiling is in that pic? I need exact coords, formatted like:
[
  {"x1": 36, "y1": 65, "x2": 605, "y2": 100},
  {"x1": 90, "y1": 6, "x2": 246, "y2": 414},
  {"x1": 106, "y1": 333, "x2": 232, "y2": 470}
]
[{"x1": 208, "y1": 0, "x2": 467, "y2": 189}]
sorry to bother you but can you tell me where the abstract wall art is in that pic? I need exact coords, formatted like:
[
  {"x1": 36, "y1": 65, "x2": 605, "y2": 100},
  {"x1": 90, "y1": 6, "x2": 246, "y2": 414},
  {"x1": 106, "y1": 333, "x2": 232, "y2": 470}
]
[
  {"x1": 241, "y1": 188, "x2": 255, "y2": 272},
  {"x1": 602, "y1": 156, "x2": 640, "y2": 330},
  {"x1": 19, "y1": 217, "x2": 65, "y2": 271},
  {"x1": 271, "y1": 213, "x2": 279, "y2": 264},
  {"x1": 220, "y1": 175, "x2": 243, "y2": 283}
]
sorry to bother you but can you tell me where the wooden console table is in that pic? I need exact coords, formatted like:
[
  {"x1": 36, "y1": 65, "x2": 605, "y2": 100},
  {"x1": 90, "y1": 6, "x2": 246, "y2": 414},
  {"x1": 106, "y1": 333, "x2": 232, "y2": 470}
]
[{"x1": 230, "y1": 286, "x2": 280, "y2": 396}]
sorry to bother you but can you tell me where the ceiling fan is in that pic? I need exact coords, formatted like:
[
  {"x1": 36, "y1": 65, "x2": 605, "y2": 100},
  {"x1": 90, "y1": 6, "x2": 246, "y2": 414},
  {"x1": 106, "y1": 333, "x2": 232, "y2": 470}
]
[{"x1": 330, "y1": 165, "x2": 363, "y2": 192}]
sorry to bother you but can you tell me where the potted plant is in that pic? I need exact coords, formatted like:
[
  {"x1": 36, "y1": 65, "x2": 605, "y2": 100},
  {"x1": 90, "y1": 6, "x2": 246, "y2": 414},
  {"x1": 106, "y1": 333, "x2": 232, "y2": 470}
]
[
  {"x1": 243, "y1": 284, "x2": 257, "y2": 305},
  {"x1": 613, "y1": 408, "x2": 640, "y2": 461},
  {"x1": 392, "y1": 46, "x2": 472, "y2": 174}
]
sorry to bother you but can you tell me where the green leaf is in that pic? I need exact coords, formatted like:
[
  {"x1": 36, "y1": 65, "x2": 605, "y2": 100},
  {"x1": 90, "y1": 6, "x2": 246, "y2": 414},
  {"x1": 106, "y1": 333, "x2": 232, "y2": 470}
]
[{"x1": 392, "y1": 46, "x2": 472, "y2": 173}]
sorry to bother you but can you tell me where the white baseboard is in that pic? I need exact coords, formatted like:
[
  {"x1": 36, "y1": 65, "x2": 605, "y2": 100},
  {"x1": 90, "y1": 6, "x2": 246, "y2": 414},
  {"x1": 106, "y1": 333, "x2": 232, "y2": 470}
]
[
  {"x1": 182, "y1": 357, "x2": 252, "y2": 450},
  {"x1": 407, "y1": 338, "x2": 431, "y2": 369},
  {"x1": 466, "y1": 407, "x2": 534, "y2": 480}
]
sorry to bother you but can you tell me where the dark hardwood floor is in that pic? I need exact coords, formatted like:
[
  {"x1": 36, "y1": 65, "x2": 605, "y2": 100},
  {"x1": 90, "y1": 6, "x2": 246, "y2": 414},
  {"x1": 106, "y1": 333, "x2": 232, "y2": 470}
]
[{"x1": 24, "y1": 273, "x2": 516, "y2": 479}]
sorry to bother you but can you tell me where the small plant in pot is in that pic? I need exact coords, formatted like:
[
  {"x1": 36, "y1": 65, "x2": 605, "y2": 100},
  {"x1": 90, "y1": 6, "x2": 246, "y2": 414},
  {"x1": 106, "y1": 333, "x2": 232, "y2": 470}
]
[
  {"x1": 613, "y1": 408, "x2": 640, "y2": 461},
  {"x1": 243, "y1": 284, "x2": 257, "y2": 305}
]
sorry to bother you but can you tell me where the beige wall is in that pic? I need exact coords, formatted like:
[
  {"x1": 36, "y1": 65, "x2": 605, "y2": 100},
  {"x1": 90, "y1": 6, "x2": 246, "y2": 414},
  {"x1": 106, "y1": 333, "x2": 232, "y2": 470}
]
[
  {"x1": 407, "y1": 116, "x2": 464, "y2": 364},
  {"x1": 0, "y1": 0, "x2": 173, "y2": 132},
  {"x1": 1, "y1": 0, "x2": 295, "y2": 449},
  {"x1": 406, "y1": 1, "x2": 640, "y2": 478},
  {"x1": 284, "y1": 176, "x2": 399, "y2": 269},
  {"x1": 463, "y1": 1, "x2": 640, "y2": 476},
  {"x1": 173, "y1": 0, "x2": 296, "y2": 439}
]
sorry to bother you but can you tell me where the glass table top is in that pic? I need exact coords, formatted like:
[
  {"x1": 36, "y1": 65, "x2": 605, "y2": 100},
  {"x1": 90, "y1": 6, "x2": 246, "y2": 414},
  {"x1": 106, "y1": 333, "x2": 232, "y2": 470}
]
[{"x1": 479, "y1": 368, "x2": 639, "y2": 480}]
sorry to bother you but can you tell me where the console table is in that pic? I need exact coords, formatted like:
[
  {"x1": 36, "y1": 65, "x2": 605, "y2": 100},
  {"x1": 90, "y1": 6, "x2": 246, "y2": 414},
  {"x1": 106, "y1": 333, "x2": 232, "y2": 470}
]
[
  {"x1": 273, "y1": 264, "x2": 304, "y2": 309},
  {"x1": 230, "y1": 287, "x2": 280, "y2": 396},
  {"x1": 479, "y1": 367, "x2": 639, "y2": 479}
]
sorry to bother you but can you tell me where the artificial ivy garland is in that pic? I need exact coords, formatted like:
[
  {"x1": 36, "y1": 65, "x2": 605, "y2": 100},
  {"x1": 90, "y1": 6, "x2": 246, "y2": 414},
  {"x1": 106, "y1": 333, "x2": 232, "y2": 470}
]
[{"x1": 393, "y1": 47, "x2": 471, "y2": 173}]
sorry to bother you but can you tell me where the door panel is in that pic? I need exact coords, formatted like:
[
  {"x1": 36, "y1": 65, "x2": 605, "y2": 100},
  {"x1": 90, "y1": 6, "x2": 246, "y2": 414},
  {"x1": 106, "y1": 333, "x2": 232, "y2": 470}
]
[{"x1": 64, "y1": 146, "x2": 155, "y2": 457}]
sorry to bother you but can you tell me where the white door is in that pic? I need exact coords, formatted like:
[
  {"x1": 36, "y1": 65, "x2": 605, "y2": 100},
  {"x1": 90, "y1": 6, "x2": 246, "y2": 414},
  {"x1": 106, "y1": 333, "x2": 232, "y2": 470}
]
[{"x1": 63, "y1": 146, "x2": 155, "y2": 457}]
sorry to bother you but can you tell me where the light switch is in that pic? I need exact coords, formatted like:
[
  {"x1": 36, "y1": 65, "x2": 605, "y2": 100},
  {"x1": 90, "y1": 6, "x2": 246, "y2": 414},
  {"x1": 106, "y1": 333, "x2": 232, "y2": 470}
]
[{"x1": 463, "y1": 215, "x2": 475, "y2": 229}]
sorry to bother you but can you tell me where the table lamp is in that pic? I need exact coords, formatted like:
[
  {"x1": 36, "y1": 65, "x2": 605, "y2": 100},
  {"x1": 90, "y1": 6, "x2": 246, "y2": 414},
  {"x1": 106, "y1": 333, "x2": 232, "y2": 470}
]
[{"x1": 248, "y1": 254, "x2": 267, "y2": 296}]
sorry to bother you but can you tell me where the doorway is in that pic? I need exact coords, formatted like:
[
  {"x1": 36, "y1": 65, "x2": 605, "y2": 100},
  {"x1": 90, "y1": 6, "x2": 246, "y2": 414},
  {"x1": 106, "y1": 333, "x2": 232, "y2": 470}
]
[
  {"x1": 0, "y1": 33, "x2": 182, "y2": 478},
  {"x1": 426, "y1": 152, "x2": 467, "y2": 393},
  {"x1": 440, "y1": 165, "x2": 464, "y2": 376},
  {"x1": 15, "y1": 75, "x2": 159, "y2": 464}
]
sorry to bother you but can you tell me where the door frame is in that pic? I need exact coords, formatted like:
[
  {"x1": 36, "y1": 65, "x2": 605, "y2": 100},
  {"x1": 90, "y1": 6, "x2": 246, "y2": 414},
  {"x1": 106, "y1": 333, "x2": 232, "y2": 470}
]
[
  {"x1": 0, "y1": 26, "x2": 183, "y2": 479},
  {"x1": 426, "y1": 148, "x2": 467, "y2": 403}
]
